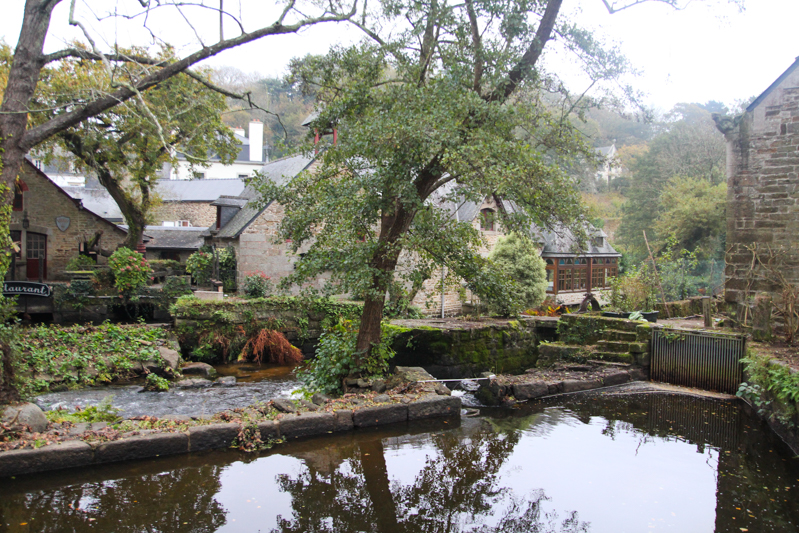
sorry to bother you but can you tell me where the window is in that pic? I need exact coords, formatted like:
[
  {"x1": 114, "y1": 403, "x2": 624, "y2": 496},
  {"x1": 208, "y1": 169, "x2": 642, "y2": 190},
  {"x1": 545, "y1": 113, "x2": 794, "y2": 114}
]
[
  {"x1": 480, "y1": 209, "x2": 495, "y2": 231},
  {"x1": 591, "y1": 236, "x2": 604, "y2": 248}
]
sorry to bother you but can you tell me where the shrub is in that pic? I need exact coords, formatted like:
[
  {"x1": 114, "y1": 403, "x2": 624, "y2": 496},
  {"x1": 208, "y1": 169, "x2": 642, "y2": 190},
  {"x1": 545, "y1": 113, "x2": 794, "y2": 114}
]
[
  {"x1": 185, "y1": 250, "x2": 213, "y2": 286},
  {"x1": 484, "y1": 233, "x2": 548, "y2": 316},
  {"x1": 144, "y1": 373, "x2": 170, "y2": 392},
  {"x1": 242, "y1": 272, "x2": 273, "y2": 298},
  {"x1": 238, "y1": 329, "x2": 303, "y2": 365},
  {"x1": 162, "y1": 276, "x2": 193, "y2": 298},
  {"x1": 108, "y1": 248, "x2": 154, "y2": 300},
  {"x1": 65, "y1": 255, "x2": 96, "y2": 271},
  {"x1": 92, "y1": 267, "x2": 115, "y2": 289},
  {"x1": 609, "y1": 266, "x2": 657, "y2": 312},
  {"x1": 297, "y1": 318, "x2": 395, "y2": 395}
]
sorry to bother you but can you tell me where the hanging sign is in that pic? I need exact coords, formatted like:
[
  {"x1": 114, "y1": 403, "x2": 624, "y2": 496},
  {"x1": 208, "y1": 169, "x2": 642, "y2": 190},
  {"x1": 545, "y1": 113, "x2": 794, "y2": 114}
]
[
  {"x1": 55, "y1": 216, "x2": 71, "y2": 232},
  {"x1": 3, "y1": 281, "x2": 52, "y2": 298}
]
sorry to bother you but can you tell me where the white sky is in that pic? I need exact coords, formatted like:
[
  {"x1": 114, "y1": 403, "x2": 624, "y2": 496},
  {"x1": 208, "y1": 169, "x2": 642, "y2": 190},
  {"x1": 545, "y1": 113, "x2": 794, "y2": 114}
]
[{"x1": 1, "y1": 0, "x2": 797, "y2": 114}]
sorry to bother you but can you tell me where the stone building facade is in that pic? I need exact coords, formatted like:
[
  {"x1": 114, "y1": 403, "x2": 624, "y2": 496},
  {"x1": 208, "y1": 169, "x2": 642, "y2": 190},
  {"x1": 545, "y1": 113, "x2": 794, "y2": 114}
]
[
  {"x1": 718, "y1": 57, "x2": 799, "y2": 323},
  {"x1": 8, "y1": 161, "x2": 128, "y2": 281}
]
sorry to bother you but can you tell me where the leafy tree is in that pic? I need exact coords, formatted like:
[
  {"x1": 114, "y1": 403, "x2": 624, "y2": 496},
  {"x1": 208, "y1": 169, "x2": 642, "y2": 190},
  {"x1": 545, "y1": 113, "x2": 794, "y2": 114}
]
[
  {"x1": 257, "y1": 0, "x2": 647, "y2": 361},
  {"x1": 0, "y1": 0, "x2": 356, "y2": 403},
  {"x1": 616, "y1": 102, "x2": 726, "y2": 259},
  {"x1": 653, "y1": 176, "x2": 727, "y2": 258},
  {"x1": 21, "y1": 46, "x2": 239, "y2": 249},
  {"x1": 486, "y1": 233, "x2": 548, "y2": 316}
]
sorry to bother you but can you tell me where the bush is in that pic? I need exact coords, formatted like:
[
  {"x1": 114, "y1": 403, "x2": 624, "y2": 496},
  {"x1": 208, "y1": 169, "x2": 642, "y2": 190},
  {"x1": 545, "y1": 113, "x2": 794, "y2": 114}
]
[
  {"x1": 92, "y1": 267, "x2": 115, "y2": 289},
  {"x1": 484, "y1": 233, "x2": 547, "y2": 316},
  {"x1": 65, "y1": 255, "x2": 96, "y2": 271},
  {"x1": 609, "y1": 266, "x2": 657, "y2": 312},
  {"x1": 297, "y1": 318, "x2": 395, "y2": 395},
  {"x1": 242, "y1": 272, "x2": 273, "y2": 298},
  {"x1": 144, "y1": 373, "x2": 170, "y2": 392},
  {"x1": 109, "y1": 248, "x2": 154, "y2": 300},
  {"x1": 185, "y1": 250, "x2": 213, "y2": 286},
  {"x1": 162, "y1": 276, "x2": 193, "y2": 298}
]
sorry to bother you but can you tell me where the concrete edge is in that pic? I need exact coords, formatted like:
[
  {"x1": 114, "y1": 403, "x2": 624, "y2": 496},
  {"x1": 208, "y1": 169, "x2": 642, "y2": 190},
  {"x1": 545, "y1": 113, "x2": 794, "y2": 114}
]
[{"x1": 0, "y1": 395, "x2": 461, "y2": 478}]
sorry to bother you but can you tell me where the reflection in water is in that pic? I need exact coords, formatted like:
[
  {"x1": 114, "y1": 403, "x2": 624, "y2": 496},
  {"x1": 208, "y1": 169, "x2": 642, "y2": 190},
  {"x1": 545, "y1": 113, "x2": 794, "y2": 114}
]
[{"x1": 1, "y1": 393, "x2": 798, "y2": 533}]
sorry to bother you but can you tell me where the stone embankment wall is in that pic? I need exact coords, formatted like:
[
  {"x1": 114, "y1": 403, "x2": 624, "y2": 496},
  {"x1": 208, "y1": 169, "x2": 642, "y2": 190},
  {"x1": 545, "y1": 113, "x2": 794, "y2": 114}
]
[{"x1": 389, "y1": 317, "x2": 557, "y2": 378}]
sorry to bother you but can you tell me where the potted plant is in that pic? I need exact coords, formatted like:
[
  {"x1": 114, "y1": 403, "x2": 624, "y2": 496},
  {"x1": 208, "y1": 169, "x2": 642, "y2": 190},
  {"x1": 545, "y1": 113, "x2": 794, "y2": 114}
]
[{"x1": 603, "y1": 267, "x2": 659, "y2": 322}]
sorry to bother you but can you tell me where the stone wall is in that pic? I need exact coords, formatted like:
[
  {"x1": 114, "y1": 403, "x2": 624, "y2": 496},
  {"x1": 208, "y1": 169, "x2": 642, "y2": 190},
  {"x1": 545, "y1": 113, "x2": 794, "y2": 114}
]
[
  {"x1": 152, "y1": 202, "x2": 216, "y2": 228},
  {"x1": 9, "y1": 162, "x2": 128, "y2": 281},
  {"x1": 723, "y1": 64, "x2": 799, "y2": 326}
]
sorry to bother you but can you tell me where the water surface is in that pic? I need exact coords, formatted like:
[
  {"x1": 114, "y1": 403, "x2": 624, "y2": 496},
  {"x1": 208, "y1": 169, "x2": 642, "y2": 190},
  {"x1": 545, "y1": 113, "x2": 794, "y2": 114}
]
[{"x1": 4, "y1": 391, "x2": 798, "y2": 532}]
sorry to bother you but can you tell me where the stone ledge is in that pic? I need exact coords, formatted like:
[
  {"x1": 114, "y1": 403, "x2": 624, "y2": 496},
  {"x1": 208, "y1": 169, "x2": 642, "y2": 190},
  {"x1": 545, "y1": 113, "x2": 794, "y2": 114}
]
[
  {"x1": 0, "y1": 440, "x2": 93, "y2": 477},
  {"x1": 279, "y1": 412, "x2": 337, "y2": 439},
  {"x1": 353, "y1": 403, "x2": 409, "y2": 428},
  {"x1": 188, "y1": 423, "x2": 241, "y2": 452},
  {"x1": 407, "y1": 395, "x2": 460, "y2": 420},
  {"x1": 94, "y1": 432, "x2": 189, "y2": 464}
]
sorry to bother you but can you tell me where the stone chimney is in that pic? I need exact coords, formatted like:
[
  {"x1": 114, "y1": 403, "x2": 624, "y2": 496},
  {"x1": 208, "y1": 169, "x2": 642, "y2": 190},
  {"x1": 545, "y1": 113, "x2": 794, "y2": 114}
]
[{"x1": 248, "y1": 120, "x2": 264, "y2": 162}]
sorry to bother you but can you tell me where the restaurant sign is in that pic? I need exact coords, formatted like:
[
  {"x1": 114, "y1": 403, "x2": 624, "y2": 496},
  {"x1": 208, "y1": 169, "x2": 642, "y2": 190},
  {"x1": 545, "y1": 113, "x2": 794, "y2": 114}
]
[{"x1": 2, "y1": 281, "x2": 52, "y2": 298}]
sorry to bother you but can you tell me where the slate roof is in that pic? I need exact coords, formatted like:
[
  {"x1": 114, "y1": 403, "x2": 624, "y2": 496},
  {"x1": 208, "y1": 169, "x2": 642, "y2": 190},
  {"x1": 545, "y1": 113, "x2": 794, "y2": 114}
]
[
  {"x1": 210, "y1": 195, "x2": 249, "y2": 208},
  {"x1": 61, "y1": 185, "x2": 125, "y2": 222},
  {"x1": 747, "y1": 56, "x2": 799, "y2": 113},
  {"x1": 212, "y1": 153, "x2": 315, "y2": 239},
  {"x1": 155, "y1": 179, "x2": 246, "y2": 202},
  {"x1": 139, "y1": 226, "x2": 206, "y2": 250}
]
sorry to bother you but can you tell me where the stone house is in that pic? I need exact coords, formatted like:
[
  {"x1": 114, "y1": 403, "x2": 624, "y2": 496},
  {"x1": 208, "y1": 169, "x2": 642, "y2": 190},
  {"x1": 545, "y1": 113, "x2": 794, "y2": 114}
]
[
  {"x1": 8, "y1": 160, "x2": 128, "y2": 281},
  {"x1": 717, "y1": 57, "x2": 799, "y2": 327}
]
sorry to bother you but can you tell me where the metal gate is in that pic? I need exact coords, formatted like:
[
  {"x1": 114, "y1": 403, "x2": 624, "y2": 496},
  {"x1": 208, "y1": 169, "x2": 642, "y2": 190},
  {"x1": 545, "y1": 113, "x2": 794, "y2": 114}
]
[{"x1": 651, "y1": 329, "x2": 747, "y2": 394}]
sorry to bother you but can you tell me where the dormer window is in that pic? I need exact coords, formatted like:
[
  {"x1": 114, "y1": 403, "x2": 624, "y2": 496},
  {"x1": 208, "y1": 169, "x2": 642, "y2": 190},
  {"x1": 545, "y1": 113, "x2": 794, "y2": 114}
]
[
  {"x1": 591, "y1": 236, "x2": 604, "y2": 248},
  {"x1": 480, "y1": 209, "x2": 495, "y2": 231}
]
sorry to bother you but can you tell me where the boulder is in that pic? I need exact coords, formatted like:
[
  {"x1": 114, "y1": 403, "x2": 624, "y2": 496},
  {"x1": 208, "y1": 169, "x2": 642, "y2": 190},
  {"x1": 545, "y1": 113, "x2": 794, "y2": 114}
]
[
  {"x1": 173, "y1": 378, "x2": 212, "y2": 388},
  {"x1": 371, "y1": 380, "x2": 387, "y2": 393},
  {"x1": 158, "y1": 347, "x2": 181, "y2": 371},
  {"x1": 215, "y1": 376, "x2": 237, "y2": 386},
  {"x1": 2, "y1": 402, "x2": 48, "y2": 433},
  {"x1": 311, "y1": 393, "x2": 331, "y2": 406},
  {"x1": 181, "y1": 362, "x2": 217, "y2": 378}
]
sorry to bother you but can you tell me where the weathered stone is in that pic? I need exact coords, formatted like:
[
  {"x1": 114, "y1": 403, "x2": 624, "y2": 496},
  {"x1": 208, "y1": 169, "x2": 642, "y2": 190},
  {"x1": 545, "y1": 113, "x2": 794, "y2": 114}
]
[
  {"x1": 561, "y1": 379, "x2": 602, "y2": 393},
  {"x1": 161, "y1": 415, "x2": 192, "y2": 422},
  {"x1": 602, "y1": 372, "x2": 630, "y2": 387},
  {"x1": 279, "y1": 412, "x2": 337, "y2": 439},
  {"x1": 272, "y1": 399, "x2": 297, "y2": 413},
  {"x1": 94, "y1": 432, "x2": 188, "y2": 463},
  {"x1": 188, "y1": 423, "x2": 240, "y2": 451},
  {"x1": 174, "y1": 378, "x2": 212, "y2": 388},
  {"x1": 298, "y1": 399, "x2": 320, "y2": 411},
  {"x1": 214, "y1": 376, "x2": 237, "y2": 386},
  {"x1": 0, "y1": 440, "x2": 94, "y2": 477},
  {"x1": 356, "y1": 378, "x2": 371, "y2": 388},
  {"x1": 180, "y1": 362, "x2": 217, "y2": 378},
  {"x1": 257, "y1": 420, "x2": 279, "y2": 440},
  {"x1": 332, "y1": 410, "x2": 354, "y2": 432},
  {"x1": 373, "y1": 394, "x2": 391, "y2": 403},
  {"x1": 353, "y1": 403, "x2": 408, "y2": 428},
  {"x1": 69, "y1": 422, "x2": 90, "y2": 435},
  {"x1": 158, "y1": 346, "x2": 181, "y2": 370},
  {"x1": 628, "y1": 342, "x2": 648, "y2": 353},
  {"x1": 512, "y1": 382, "x2": 549, "y2": 400},
  {"x1": 2, "y1": 402, "x2": 48, "y2": 433},
  {"x1": 537, "y1": 343, "x2": 587, "y2": 368},
  {"x1": 311, "y1": 393, "x2": 331, "y2": 406},
  {"x1": 628, "y1": 368, "x2": 648, "y2": 381},
  {"x1": 408, "y1": 395, "x2": 461, "y2": 420},
  {"x1": 394, "y1": 366, "x2": 437, "y2": 383},
  {"x1": 435, "y1": 383, "x2": 451, "y2": 396},
  {"x1": 547, "y1": 382, "x2": 562, "y2": 395},
  {"x1": 371, "y1": 380, "x2": 387, "y2": 393},
  {"x1": 343, "y1": 377, "x2": 359, "y2": 387}
]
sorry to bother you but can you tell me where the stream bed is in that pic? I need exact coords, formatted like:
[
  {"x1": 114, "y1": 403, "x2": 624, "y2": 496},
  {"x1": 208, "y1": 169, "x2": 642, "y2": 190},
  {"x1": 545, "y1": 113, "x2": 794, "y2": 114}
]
[
  {"x1": 33, "y1": 364, "x2": 300, "y2": 418},
  {"x1": 3, "y1": 389, "x2": 798, "y2": 532}
]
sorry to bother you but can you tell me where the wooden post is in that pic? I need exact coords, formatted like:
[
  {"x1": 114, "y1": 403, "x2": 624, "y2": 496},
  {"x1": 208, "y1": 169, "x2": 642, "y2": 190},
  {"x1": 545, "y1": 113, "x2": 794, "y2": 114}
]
[{"x1": 702, "y1": 297, "x2": 712, "y2": 328}]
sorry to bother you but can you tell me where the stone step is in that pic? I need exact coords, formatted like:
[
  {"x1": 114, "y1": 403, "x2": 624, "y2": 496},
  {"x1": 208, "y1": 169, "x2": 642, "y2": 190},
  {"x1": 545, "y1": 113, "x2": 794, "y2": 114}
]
[
  {"x1": 537, "y1": 343, "x2": 589, "y2": 367},
  {"x1": 590, "y1": 351, "x2": 634, "y2": 364},
  {"x1": 596, "y1": 340, "x2": 631, "y2": 353},
  {"x1": 603, "y1": 330, "x2": 638, "y2": 342}
]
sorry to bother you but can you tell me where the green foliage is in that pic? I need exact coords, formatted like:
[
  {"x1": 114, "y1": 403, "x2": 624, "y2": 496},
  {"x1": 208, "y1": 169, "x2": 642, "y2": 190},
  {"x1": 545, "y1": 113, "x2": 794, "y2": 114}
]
[
  {"x1": 53, "y1": 279, "x2": 96, "y2": 311},
  {"x1": 738, "y1": 351, "x2": 799, "y2": 428},
  {"x1": 46, "y1": 396, "x2": 122, "y2": 424},
  {"x1": 148, "y1": 259, "x2": 184, "y2": 273},
  {"x1": 608, "y1": 266, "x2": 657, "y2": 312},
  {"x1": 15, "y1": 322, "x2": 167, "y2": 393},
  {"x1": 109, "y1": 248, "x2": 153, "y2": 300},
  {"x1": 242, "y1": 272, "x2": 273, "y2": 299},
  {"x1": 161, "y1": 276, "x2": 193, "y2": 298},
  {"x1": 144, "y1": 373, "x2": 170, "y2": 392},
  {"x1": 92, "y1": 267, "x2": 115, "y2": 289},
  {"x1": 297, "y1": 318, "x2": 396, "y2": 395},
  {"x1": 185, "y1": 250, "x2": 214, "y2": 286},
  {"x1": 65, "y1": 255, "x2": 96, "y2": 271},
  {"x1": 484, "y1": 233, "x2": 547, "y2": 317}
]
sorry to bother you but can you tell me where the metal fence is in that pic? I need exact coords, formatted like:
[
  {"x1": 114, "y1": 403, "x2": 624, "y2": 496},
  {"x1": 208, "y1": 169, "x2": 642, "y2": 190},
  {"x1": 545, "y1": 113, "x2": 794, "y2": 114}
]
[{"x1": 651, "y1": 328, "x2": 747, "y2": 394}]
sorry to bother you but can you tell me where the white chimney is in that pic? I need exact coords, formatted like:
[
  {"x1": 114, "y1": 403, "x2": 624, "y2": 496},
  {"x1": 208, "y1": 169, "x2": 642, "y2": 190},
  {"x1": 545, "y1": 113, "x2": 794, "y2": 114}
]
[
  {"x1": 232, "y1": 126, "x2": 245, "y2": 137},
  {"x1": 248, "y1": 120, "x2": 264, "y2": 162}
]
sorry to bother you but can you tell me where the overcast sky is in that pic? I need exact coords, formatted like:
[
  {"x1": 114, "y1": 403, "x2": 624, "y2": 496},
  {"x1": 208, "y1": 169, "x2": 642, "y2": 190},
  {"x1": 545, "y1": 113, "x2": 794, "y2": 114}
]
[{"x1": 1, "y1": 0, "x2": 797, "y2": 114}]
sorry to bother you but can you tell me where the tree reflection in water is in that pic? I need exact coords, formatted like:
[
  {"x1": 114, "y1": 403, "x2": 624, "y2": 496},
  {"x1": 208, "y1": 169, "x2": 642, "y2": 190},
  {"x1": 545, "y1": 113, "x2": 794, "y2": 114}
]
[
  {"x1": 1, "y1": 464, "x2": 226, "y2": 533},
  {"x1": 273, "y1": 422, "x2": 590, "y2": 533}
]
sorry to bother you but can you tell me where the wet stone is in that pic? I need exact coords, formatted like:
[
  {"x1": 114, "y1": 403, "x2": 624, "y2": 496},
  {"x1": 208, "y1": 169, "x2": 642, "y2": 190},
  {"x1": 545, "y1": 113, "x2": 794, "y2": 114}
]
[
  {"x1": 174, "y1": 378, "x2": 212, "y2": 389},
  {"x1": 603, "y1": 372, "x2": 631, "y2": 387},
  {"x1": 188, "y1": 423, "x2": 240, "y2": 452},
  {"x1": 408, "y1": 395, "x2": 461, "y2": 420},
  {"x1": 0, "y1": 440, "x2": 93, "y2": 477},
  {"x1": 353, "y1": 403, "x2": 408, "y2": 428},
  {"x1": 94, "y1": 432, "x2": 189, "y2": 464},
  {"x1": 215, "y1": 376, "x2": 237, "y2": 387},
  {"x1": 512, "y1": 382, "x2": 549, "y2": 401},
  {"x1": 181, "y1": 362, "x2": 217, "y2": 379},
  {"x1": 273, "y1": 399, "x2": 297, "y2": 413},
  {"x1": 333, "y1": 410, "x2": 354, "y2": 432},
  {"x1": 562, "y1": 379, "x2": 602, "y2": 393},
  {"x1": 280, "y1": 412, "x2": 337, "y2": 439}
]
